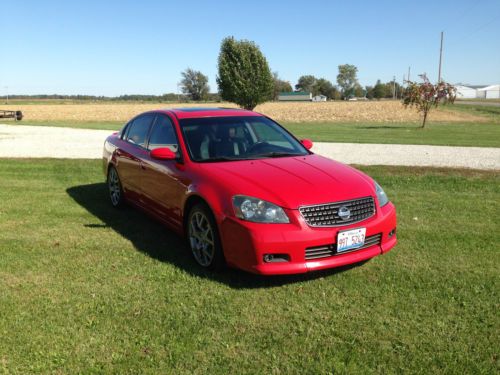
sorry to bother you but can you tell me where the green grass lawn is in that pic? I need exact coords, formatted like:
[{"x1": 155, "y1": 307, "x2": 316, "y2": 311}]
[
  {"x1": 0, "y1": 159, "x2": 498, "y2": 374},
  {"x1": 444, "y1": 103, "x2": 500, "y2": 120},
  {"x1": 5, "y1": 119, "x2": 500, "y2": 147},
  {"x1": 284, "y1": 120, "x2": 500, "y2": 147}
]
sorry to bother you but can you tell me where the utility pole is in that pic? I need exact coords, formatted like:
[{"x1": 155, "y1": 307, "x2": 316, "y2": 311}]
[
  {"x1": 407, "y1": 66, "x2": 411, "y2": 82},
  {"x1": 438, "y1": 31, "x2": 444, "y2": 82},
  {"x1": 393, "y1": 76, "x2": 396, "y2": 99},
  {"x1": 4, "y1": 86, "x2": 8, "y2": 104}
]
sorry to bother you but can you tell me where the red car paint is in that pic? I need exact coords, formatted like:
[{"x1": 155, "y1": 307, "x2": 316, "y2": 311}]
[{"x1": 103, "y1": 108, "x2": 397, "y2": 275}]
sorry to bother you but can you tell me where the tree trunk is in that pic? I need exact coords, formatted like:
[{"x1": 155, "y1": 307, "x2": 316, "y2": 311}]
[{"x1": 421, "y1": 110, "x2": 428, "y2": 128}]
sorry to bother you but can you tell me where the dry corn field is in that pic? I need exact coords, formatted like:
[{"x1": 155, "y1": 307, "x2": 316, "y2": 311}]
[{"x1": 0, "y1": 101, "x2": 485, "y2": 123}]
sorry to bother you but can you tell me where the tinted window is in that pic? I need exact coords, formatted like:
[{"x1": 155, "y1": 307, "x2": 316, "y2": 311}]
[
  {"x1": 148, "y1": 115, "x2": 178, "y2": 153},
  {"x1": 126, "y1": 114, "x2": 155, "y2": 148}
]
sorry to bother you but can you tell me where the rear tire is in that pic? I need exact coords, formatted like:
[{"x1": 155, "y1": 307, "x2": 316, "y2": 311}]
[
  {"x1": 107, "y1": 166, "x2": 124, "y2": 208},
  {"x1": 187, "y1": 203, "x2": 225, "y2": 271}
]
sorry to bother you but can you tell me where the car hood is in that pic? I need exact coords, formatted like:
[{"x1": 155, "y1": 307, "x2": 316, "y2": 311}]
[{"x1": 197, "y1": 154, "x2": 375, "y2": 209}]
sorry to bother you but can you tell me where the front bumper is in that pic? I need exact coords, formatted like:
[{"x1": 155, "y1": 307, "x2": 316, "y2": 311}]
[{"x1": 219, "y1": 201, "x2": 397, "y2": 275}]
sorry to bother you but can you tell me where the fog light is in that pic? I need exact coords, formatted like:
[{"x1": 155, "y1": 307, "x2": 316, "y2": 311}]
[
  {"x1": 263, "y1": 254, "x2": 274, "y2": 262},
  {"x1": 263, "y1": 254, "x2": 290, "y2": 263},
  {"x1": 389, "y1": 228, "x2": 397, "y2": 237}
]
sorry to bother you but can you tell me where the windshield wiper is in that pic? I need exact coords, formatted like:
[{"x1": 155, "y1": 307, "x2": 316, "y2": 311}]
[
  {"x1": 254, "y1": 152, "x2": 301, "y2": 158},
  {"x1": 198, "y1": 156, "x2": 245, "y2": 163}
]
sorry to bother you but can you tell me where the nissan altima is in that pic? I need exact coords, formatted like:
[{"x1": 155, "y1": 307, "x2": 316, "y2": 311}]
[{"x1": 103, "y1": 108, "x2": 397, "y2": 275}]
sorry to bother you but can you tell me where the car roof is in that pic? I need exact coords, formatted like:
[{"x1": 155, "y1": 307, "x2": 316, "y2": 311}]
[{"x1": 156, "y1": 107, "x2": 263, "y2": 120}]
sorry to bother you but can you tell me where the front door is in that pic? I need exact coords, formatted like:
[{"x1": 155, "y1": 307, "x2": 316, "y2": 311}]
[{"x1": 140, "y1": 114, "x2": 188, "y2": 229}]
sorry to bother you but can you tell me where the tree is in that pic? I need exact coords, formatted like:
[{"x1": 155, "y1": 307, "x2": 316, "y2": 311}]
[
  {"x1": 402, "y1": 74, "x2": 456, "y2": 128},
  {"x1": 272, "y1": 72, "x2": 293, "y2": 100},
  {"x1": 314, "y1": 78, "x2": 338, "y2": 99},
  {"x1": 373, "y1": 79, "x2": 386, "y2": 99},
  {"x1": 353, "y1": 83, "x2": 365, "y2": 98},
  {"x1": 216, "y1": 37, "x2": 274, "y2": 110},
  {"x1": 336, "y1": 64, "x2": 359, "y2": 99},
  {"x1": 179, "y1": 68, "x2": 209, "y2": 101},
  {"x1": 365, "y1": 86, "x2": 374, "y2": 99},
  {"x1": 295, "y1": 75, "x2": 317, "y2": 93}
]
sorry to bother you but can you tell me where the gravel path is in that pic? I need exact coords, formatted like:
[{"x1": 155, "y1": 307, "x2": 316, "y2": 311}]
[{"x1": 1, "y1": 124, "x2": 499, "y2": 170}]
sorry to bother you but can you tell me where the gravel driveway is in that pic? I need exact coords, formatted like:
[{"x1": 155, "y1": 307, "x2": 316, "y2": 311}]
[{"x1": 1, "y1": 124, "x2": 499, "y2": 170}]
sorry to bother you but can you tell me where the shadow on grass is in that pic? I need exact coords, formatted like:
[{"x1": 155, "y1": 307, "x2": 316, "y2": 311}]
[{"x1": 67, "y1": 183, "x2": 364, "y2": 289}]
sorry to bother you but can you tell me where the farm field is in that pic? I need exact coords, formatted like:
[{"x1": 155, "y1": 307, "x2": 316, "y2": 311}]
[
  {"x1": 0, "y1": 159, "x2": 498, "y2": 374},
  {"x1": 2, "y1": 101, "x2": 499, "y2": 147},
  {"x1": 0, "y1": 100, "x2": 488, "y2": 123}
]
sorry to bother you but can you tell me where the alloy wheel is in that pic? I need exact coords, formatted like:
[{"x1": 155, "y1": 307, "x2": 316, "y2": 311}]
[
  {"x1": 108, "y1": 168, "x2": 121, "y2": 206},
  {"x1": 188, "y1": 211, "x2": 215, "y2": 267}
]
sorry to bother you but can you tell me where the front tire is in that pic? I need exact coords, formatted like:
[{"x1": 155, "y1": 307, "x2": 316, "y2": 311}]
[
  {"x1": 187, "y1": 204, "x2": 225, "y2": 271},
  {"x1": 107, "y1": 166, "x2": 124, "y2": 208}
]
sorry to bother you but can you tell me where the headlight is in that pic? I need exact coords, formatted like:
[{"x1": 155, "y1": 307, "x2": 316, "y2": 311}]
[
  {"x1": 232, "y1": 195, "x2": 289, "y2": 223},
  {"x1": 374, "y1": 181, "x2": 389, "y2": 207}
]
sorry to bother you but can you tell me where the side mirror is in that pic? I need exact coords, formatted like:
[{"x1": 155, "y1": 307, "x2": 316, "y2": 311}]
[
  {"x1": 301, "y1": 139, "x2": 313, "y2": 150},
  {"x1": 150, "y1": 147, "x2": 177, "y2": 160}
]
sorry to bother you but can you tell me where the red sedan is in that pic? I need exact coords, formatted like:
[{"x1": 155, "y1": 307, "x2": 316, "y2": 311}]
[{"x1": 103, "y1": 108, "x2": 397, "y2": 275}]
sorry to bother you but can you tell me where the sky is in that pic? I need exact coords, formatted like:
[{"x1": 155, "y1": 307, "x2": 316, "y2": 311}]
[{"x1": 1, "y1": 0, "x2": 499, "y2": 96}]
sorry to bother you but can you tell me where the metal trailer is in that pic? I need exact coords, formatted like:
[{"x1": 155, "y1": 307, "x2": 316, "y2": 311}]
[{"x1": 0, "y1": 110, "x2": 23, "y2": 121}]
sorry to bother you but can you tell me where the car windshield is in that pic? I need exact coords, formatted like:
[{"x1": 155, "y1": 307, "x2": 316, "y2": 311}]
[{"x1": 179, "y1": 116, "x2": 309, "y2": 162}]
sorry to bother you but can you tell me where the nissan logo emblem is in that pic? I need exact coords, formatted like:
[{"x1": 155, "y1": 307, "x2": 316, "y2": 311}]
[{"x1": 338, "y1": 206, "x2": 351, "y2": 220}]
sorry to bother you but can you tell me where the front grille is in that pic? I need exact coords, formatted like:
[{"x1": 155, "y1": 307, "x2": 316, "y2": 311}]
[
  {"x1": 305, "y1": 233, "x2": 382, "y2": 260},
  {"x1": 299, "y1": 197, "x2": 375, "y2": 227}
]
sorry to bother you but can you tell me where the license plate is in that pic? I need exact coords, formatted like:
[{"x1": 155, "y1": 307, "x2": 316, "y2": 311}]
[{"x1": 337, "y1": 228, "x2": 366, "y2": 253}]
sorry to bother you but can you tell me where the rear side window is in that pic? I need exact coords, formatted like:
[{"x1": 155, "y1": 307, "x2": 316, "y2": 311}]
[
  {"x1": 148, "y1": 115, "x2": 178, "y2": 153},
  {"x1": 126, "y1": 114, "x2": 155, "y2": 148}
]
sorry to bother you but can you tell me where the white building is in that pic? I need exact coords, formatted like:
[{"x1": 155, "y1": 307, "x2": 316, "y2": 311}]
[
  {"x1": 455, "y1": 84, "x2": 500, "y2": 99},
  {"x1": 477, "y1": 85, "x2": 500, "y2": 99},
  {"x1": 455, "y1": 85, "x2": 480, "y2": 99},
  {"x1": 312, "y1": 95, "x2": 327, "y2": 102}
]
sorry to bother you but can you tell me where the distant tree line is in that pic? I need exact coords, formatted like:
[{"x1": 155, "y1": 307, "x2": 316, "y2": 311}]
[
  {"x1": 365, "y1": 80, "x2": 403, "y2": 100},
  {"x1": 7, "y1": 93, "x2": 221, "y2": 102},
  {"x1": 10, "y1": 36, "x2": 410, "y2": 107}
]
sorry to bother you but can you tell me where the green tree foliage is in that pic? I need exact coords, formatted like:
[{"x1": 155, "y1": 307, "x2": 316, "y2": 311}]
[
  {"x1": 353, "y1": 83, "x2": 365, "y2": 98},
  {"x1": 272, "y1": 72, "x2": 293, "y2": 100},
  {"x1": 373, "y1": 80, "x2": 387, "y2": 99},
  {"x1": 180, "y1": 68, "x2": 210, "y2": 101},
  {"x1": 295, "y1": 75, "x2": 317, "y2": 93},
  {"x1": 216, "y1": 37, "x2": 274, "y2": 110},
  {"x1": 295, "y1": 76, "x2": 339, "y2": 99},
  {"x1": 402, "y1": 74, "x2": 456, "y2": 128},
  {"x1": 369, "y1": 79, "x2": 404, "y2": 100},
  {"x1": 383, "y1": 81, "x2": 403, "y2": 99},
  {"x1": 314, "y1": 78, "x2": 338, "y2": 99},
  {"x1": 336, "y1": 64, "x2": 359, "y2": 99},
  {"x1": 365, "y1": 86, "x2": 374, "y2": 99}
]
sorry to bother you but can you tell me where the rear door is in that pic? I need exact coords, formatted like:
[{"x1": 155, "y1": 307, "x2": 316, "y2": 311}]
[{"x1": 115, "y1": 113, "x2": 155, "y2": 202}]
